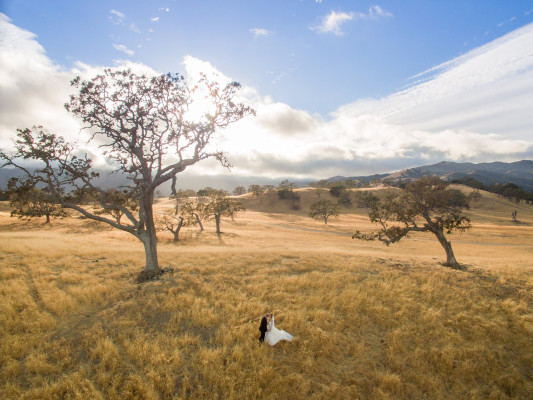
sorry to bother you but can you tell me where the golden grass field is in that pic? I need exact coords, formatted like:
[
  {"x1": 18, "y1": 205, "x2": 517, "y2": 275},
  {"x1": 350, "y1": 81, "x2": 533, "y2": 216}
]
[{"x1": 0, "y1": 187, "x2": 532, "y2": 399}]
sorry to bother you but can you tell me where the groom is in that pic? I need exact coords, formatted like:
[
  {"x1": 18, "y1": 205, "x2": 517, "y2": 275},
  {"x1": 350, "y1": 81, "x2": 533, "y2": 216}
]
[{"x1": 258, "y1": 313, "x2": 269, "y2": 343}]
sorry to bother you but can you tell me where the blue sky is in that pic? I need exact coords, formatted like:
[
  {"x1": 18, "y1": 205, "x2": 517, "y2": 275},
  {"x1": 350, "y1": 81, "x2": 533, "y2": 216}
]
[
  {"x1": 1, "y1": 1, "x2": 533, "y2": 183},
  {"x1": 4, "y1": 0, "x2": 532, "y2": 114}
]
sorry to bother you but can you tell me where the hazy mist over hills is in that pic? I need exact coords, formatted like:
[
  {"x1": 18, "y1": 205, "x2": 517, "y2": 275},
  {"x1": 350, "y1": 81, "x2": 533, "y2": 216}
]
[{"x1": 2, "y1": 160, "x2": 533, "y2": 193}]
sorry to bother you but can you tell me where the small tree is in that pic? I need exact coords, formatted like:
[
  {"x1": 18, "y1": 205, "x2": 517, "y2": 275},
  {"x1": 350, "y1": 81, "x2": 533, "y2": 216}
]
[
  {"x1": 157, "y1": 211, "x2": 196, "y2": 242},
  {"x1": 233, "y1": 186, "x2": 246, "y2": 196},
  {"x1": 169, "y1": 189, "x2": 196, "y2": 215},
  {"x1": 181, "y1": 201, "x2": 210, "y2": 232},
  {"x1": 208, "y1": 195, "x2": 245, "y2": 234},
  {"x1": 7, "y1": 178, "x2": 67, "y2": 224},
  {"x1": 309, "y1": 200, "x2": 340, "y2": 224},
  {"x1": 0, "y1": 69, "x2": 254, "y2": 281},
  {"x1": 353, "y1": 177, "x2": 471, "y2": 268},
  {"x1": 248, "y1": 184, "x2": 265, "y2": 197}
]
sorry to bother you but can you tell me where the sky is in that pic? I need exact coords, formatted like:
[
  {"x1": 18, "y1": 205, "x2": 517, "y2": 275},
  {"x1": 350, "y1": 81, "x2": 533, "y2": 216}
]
[{"x1": 1, "y1": 0, "x2": 533, "y2": 187}]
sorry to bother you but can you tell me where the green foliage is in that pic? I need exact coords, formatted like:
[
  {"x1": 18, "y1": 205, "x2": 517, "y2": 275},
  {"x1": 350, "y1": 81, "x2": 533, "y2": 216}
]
[
  {"x1": 329, "y1": 184, "x2": 346, "y2": 198},
  {"x1": 233, "y1": 186, "x2": 246, "y2": 196},
  {"x1": 197, "y1": 187, "x2": 228, "y2": 198},
  {"x1": 248, "y1": 184, "x2": 265, "y2": 197},
  {"x1": 353, "y1": 191, "x2": 379, "y2": 208},
  {"x1": 309, "y1": 200, "x2": 340, "y2": 224},
  {"x1": 276, "y1": 180, "x2": 300, "y2": 209},
  {"x1": 467, "y1": 189, "x2": 482, "y2": 202}
]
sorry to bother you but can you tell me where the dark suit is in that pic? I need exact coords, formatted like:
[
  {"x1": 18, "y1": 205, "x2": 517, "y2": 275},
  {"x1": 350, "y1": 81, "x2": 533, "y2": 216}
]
[{"x1": 259, "y1": 316, "x2": 268, "y2": 342}]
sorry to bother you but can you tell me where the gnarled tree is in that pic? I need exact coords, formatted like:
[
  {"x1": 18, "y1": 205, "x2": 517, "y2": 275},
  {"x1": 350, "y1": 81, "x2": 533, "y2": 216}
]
[
  {"x1": 353, "y1": 177, "x2": 471, "y2": 268},
  {"x1": 0, "y1": 69, "x2": 254, "y2": 281}
]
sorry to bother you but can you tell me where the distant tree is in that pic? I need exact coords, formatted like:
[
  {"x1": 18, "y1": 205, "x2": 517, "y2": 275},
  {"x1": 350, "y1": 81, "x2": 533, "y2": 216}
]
[
  {"x1": 93, "y1": 189, "x2": 138, "y2": 224},
  {"x1": 198, "y1": 187, "x2": 228, "y2": 198},
  {"x1": 207, "y1": 196, "x2": 245, "y2": 234},
  {"x1": 262, "y1": 184, "x2": 276, "y2": 193},
  {"x1": 353, "y1": 177, "x2": 471, "y2": 268},
  {"x1": 197, "y1": 187, "x2": 214, "y2": 198},
  {"x1": 169, "y1": 189, "x2": 195, "y2": 215},
  {"x1": 338, "y1": 191, "x2": 352, "y2": 207},
  {"x1": 248, "y1": 184, "x2": 265, "y2": 197},
  {"x1": 310, "y1": 179, "x2": 331, "y2": 189},
  {"x1": 309, "y1": 200, "x2": 340, "y2": 224},
  {"x1": 467, "y1": 189, "x2": 482, "y2": 203},
  {"x1": 343, "y1": 179, "x2": 359, "y2": 189},
  {"x1": 353, "y1": 191, "x2": 379, "y2": 208},
  {"x1": 277, "y1": 180, "x2": 300, "y2": 209},
  {"x1": 157, "y1": 211, "x2": 193, "y2": 242},
  {"x1": 233, "y1": 186, "x2": 246, "y2": 196},
  {"x1": 7, "y1": 178, "x2": 67, "y2": 224},
  {"x1": 0, "y1": 68, "x2": 254, "y2": 281},
  {"x1": 329, "y1": 184, "x2": 346, "y2": 198},
  {"x1": 181, "y1": 201, "x2": 210, "y2": 232},
  {"x1": 452, "y1": 177, "x2": 485, "y2": 190},
  {"x1": 278, "y1": 179, "x2": 297, "y2": 191}
]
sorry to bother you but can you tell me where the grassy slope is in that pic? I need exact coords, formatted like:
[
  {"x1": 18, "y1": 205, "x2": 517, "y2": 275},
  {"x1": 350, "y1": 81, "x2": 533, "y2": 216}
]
[{"x1": 0, "y1": 187, "x2": 532, "y2": 399}]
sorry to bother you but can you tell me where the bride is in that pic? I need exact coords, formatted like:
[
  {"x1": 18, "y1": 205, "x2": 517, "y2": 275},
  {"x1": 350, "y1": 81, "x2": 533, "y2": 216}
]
[{"x1": 265, "y1": 313, "x2": 293, "y2": 346}]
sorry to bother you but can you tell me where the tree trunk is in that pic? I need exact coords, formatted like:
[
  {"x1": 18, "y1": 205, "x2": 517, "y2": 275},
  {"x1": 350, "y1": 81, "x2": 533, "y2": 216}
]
[
  {"x1": 45, "y1": 213, "x2": 50, "y2": 224},
  {"x1": 173, "y1": 217, "x2": 184, "y2": 242},
  {"x1": 435, "y1": 229, "x2": 458, "y2": 267},
  {"x1": 137, "y1": 192, "x2": 160, "y2": 281},
  {"x1": 324, "y1": 216, "x2": 328, "y2": 224},
  {"x1": 215, "y1": 213, "x2": 221, "y2": 234},
  {"x1": 194, "y1": 213, "x2": 204, "y2": 231}
]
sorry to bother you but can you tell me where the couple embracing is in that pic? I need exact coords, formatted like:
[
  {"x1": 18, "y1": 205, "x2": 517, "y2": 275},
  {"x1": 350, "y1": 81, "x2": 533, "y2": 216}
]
[{"x1": 259, "y1": 313, "x2": 293, "y2": 346}]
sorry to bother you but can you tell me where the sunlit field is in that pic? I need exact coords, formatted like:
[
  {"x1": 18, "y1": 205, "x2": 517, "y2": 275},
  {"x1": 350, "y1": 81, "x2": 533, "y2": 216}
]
[{"x1": 0, "y1": 188, "x2": 532, "y2": 399}]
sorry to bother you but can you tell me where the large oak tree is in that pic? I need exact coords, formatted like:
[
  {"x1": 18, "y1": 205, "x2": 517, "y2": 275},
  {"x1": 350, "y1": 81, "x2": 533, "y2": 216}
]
[
  {"x1": 0, "y1": 69, "x2": 254, "y2": 281},
  {"x1": 353, "y1": 177, "x2": 471, "y2": 267}
]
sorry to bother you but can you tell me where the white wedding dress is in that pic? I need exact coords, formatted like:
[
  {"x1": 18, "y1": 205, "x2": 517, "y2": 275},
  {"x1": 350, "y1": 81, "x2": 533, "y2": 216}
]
[{"x1": 265, "y1": 316, "x2": 293, "y2": 346}]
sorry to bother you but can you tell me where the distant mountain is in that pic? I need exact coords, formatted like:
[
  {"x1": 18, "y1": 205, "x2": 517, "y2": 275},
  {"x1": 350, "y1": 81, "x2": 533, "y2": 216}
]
[{"x1": 331, "y1": 160, "x2": 533, "y2": 191}]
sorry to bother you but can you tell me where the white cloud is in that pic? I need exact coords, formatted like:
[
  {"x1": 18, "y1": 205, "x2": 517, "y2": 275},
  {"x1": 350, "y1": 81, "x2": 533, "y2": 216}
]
[
  {"x1": 109, "y1": 9, "x2": 125, "y2": 25},
  {"x1": 313, "y1": 10, "x2": 354, "y2": 36},
  {"x1": 250, "y1": 28, "x2": 271, "y2": 37},
  {"x1": 130, "y1": 23, "x2": 140, "y2": 33},
  {"x1": 112, "y1": 43, "x2": 135, "y2": 56},
  {"x1": 312, "y1": 6, "x2": 392, "y2": 36},
  {"x1": 150, "y1": 17, "x2": 160, "y2": 23},
  {"x1": 158, "y1": 8, "x2": 170, "y2": 12},
  {"x1": 368, "y1": 5, "x2": 393, "y2": 19},
  {"x1": 0, "y1": 14, "x2": 78, "y2": 149}
]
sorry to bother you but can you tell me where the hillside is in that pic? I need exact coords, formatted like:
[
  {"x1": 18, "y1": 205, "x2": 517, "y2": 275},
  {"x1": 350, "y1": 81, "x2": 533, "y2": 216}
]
[{"x1": 329, "y1": 160, "x2": 533, "y2": 191}]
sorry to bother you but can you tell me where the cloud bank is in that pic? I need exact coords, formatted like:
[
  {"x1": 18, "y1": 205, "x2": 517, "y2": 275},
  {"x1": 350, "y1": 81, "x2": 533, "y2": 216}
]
[{"x1": 1, "y1": 13, "x2": 532, "y2": 182}]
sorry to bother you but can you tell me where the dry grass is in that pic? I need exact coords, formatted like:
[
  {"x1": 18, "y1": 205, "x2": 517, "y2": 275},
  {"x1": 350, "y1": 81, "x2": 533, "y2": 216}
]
[{"x1": 0, "y1": 188, "x2": 532, "y2": 399}]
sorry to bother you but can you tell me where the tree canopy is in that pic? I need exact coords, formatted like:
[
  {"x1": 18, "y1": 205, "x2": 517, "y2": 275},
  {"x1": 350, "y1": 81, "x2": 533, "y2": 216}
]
[{"x1": 353, "y1": 177, "x2": 471, "y2": 267}]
